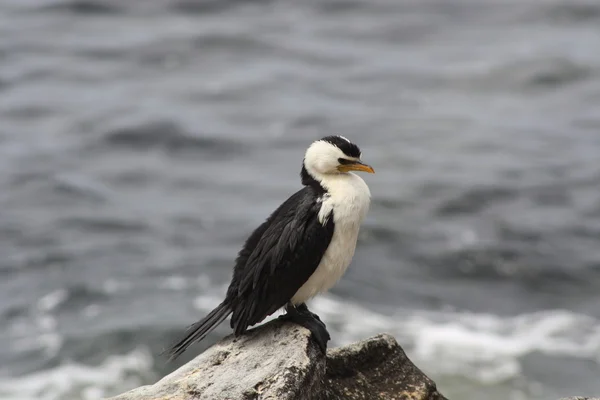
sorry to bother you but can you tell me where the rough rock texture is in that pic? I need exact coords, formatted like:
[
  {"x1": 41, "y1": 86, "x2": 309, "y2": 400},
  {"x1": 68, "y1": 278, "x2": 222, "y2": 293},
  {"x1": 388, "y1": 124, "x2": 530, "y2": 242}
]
[
  {"x1": 322, "y1": 334, "x2": 445, "y2": 400},
  {"x1": 560, "y1": 398, "x2": 600, "y2": 400},
  {"x1": 108, "y1": 319, "x2": 446, "y2": 400}
]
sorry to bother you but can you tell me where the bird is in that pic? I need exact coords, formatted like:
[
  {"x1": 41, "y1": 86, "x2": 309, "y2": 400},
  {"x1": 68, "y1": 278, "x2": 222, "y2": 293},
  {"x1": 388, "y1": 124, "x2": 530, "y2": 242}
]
[{"x1": 166, "y1": 135, "x2": 374, "y2": 360}]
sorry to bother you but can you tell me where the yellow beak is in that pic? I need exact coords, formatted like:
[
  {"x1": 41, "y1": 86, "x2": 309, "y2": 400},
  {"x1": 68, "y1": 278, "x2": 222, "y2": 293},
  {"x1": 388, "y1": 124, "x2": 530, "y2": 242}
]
[{"x1": 338, "y1": 161, "x2": 375, "y2": 174}]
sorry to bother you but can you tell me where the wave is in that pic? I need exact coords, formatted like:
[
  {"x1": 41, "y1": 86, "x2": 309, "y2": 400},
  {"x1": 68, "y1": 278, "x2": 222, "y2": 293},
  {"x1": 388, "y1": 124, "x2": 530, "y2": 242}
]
[
  {"x1": 33, "y1": 0, "x2": 123, "y2": 15},
  {"x1": 307, "y1": 297, "x2": 600, "y2": 385},
  {"x1": 170, "y1": 0, "x2": 274, "y2": 15},
  {"x1": 185, "y1": 293, "x2": 600, "y2": 385},
  {"x1": 98, "y1": 120, "x2": 241, "y2": 156},
  {"x1": 0, "y1": 348, "x2": 153, "y2": 400},
  {"x1": 2, "y1": 292, "x2": 598, "y2": 399}
]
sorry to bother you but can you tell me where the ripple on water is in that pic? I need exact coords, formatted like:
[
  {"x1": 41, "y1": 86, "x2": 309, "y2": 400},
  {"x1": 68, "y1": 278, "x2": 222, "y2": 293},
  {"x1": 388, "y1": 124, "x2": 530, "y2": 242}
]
[
  {"x1": 436, "y1": 185, "x2": 518, "y2": 216},
  {"x1": 542, "y1": 1, "x2": 600, "y2": 23},
  {"x1": 0, "y1": 347, "x2": 153, "y2": 400},
  {"x1": 36, "y1": 286, "x2": 109, "y2": 314},
  {"x1": 459, "y1": 57, "x2": 594, "y2": 93},
  {"x1": 98, "y1": 120, "x2": 242, "y2": 156},
  {"x1": 59, "y1": 216, "x2": 149, "y2": 234},
  {"x1": 2, "y1": 0, "x2": 600, "y2": 398},
  {"x1": 170, "y1": 0, "x2": 274, "y2": 14},
  {"x1": 417, "y1": 244, "x2": 591, "y2": 288},
  {"x1": 33, "y1": 0, "x2": 124, "y2": 15}
]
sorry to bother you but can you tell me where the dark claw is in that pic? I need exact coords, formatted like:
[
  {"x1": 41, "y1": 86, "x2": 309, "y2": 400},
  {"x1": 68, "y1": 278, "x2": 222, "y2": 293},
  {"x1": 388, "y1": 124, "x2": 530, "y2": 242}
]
[
  {"x1": 303, "y1": 316, "x2": 330, "y2": 353},
  {"x1": 279, "y1": 303, "x2": 330, "y2": 353},
  {"x1": 295, "y1": 303, "x2": 309, "y2": 313},
  {"x1": 294, "y1": 303, "x2": 324, "y2": 323}
]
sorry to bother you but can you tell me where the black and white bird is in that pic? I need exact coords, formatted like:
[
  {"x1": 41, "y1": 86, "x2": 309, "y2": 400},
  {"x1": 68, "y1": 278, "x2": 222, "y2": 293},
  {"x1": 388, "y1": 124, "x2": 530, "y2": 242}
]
[{"x1": 166, "y1": 135, "x2": 374, "y2": 360}]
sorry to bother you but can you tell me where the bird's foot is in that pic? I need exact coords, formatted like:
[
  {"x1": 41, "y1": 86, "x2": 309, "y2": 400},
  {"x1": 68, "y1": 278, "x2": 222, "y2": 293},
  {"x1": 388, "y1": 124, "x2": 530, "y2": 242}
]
[{"x1": 278, "y1": 303, "x2": 330, "y2": 353}]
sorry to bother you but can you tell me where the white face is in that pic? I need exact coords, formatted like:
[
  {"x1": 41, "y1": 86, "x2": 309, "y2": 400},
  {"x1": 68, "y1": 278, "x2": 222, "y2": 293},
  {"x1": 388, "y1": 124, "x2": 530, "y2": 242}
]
[{"x1": 304, "y1": 140, "x2": 360, "y2": 176}]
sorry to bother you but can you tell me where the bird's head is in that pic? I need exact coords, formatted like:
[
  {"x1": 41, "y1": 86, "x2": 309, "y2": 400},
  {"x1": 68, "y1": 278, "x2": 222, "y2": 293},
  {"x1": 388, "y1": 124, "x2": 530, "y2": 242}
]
[{"x1": 302, "y1": 136, "x2": 374, "y2": 183}]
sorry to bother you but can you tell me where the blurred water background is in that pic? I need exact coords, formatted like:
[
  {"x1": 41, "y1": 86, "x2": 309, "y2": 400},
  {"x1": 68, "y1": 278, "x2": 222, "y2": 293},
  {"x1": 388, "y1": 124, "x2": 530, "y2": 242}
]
[{"x1": 1, "y1": 0, "x2": 600, "y2": 399}]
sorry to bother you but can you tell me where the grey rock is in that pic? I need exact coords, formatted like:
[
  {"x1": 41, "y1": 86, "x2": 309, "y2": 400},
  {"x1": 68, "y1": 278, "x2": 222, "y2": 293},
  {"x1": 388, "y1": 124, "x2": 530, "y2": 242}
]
[
  {"x1": 560, "y1": 398, "x2": 600, "y2": 400},
  {"x1": 108, "y1": 318, "x2": 446, "y2": 400},
  {"x1": 322, "y1": 333, "x2": 446, "y2": 400}
]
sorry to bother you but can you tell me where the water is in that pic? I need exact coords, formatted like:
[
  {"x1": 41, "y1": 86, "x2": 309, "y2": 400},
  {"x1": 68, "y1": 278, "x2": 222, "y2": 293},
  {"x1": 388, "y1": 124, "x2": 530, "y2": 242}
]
[{"x1": 1, "y1": 0, "x2": 600, "y2": 399}]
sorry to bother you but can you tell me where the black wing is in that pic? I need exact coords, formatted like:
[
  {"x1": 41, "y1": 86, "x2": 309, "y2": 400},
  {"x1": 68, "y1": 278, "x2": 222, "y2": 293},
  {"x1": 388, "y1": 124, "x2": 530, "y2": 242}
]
[{"x1": 225, "y1": 186, "x2": 334, "y2": 335}]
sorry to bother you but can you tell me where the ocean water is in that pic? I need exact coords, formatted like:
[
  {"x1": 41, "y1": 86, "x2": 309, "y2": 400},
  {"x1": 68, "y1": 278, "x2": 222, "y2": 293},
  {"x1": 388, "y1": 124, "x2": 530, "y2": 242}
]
[{"x1": 1, "y1": 0, "x2": 600, "y2": 399}]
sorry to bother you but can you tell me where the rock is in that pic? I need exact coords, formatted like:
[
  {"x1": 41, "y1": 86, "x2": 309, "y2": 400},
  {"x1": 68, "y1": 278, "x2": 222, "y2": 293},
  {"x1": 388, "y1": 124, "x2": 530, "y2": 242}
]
[
  {"x1": 322, "y1": 334, "x2": 446, "y2": 400},
  {"x1": 107, "y1": 318, "x2": 446, "y2": 400},
  {"x1": 560, "y1": 398, "x2": 600, "y2": 400}
]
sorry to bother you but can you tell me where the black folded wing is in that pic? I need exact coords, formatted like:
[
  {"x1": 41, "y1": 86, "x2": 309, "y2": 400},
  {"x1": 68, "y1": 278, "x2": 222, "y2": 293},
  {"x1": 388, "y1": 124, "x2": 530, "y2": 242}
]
[{"x1": 226, "y1": 186, "x2": 334, "y2": 335}]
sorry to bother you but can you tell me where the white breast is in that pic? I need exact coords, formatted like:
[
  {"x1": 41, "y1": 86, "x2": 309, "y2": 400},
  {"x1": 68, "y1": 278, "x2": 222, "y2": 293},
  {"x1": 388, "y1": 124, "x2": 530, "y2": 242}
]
[{"x1": 291, "y1": 173, "x2": 371, "y2": 305}]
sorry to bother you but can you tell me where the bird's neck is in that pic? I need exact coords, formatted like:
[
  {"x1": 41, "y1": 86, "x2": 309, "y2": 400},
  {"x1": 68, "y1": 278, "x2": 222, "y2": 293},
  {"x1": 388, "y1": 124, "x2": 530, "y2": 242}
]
[{"x1": 301, "y1": 165, "x2": 328, "y2": 193}]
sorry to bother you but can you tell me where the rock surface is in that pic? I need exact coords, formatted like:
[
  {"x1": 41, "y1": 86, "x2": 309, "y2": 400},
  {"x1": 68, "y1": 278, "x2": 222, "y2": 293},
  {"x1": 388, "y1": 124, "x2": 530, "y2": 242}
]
[
  {"x1": 108, "y1": 318, "x2": 447, "y2": 400},
  {"x1": 560, "y1": 398, "x2": 600, "y2": 400}
]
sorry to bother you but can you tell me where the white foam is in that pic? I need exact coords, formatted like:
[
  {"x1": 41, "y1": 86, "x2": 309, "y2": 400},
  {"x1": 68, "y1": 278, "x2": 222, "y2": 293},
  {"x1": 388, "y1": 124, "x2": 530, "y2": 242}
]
[
  {"x1": 101, "y1": 279, "x2": 132, "y2": 294},
  {"x1": 158, "y1": 273, "x2": 214, "y2": 291},
  {"x1": 193, "y1": 293, "x2": 227, "y2": 311},
  {"x1": 12, "y1": 331, "x2": 63, "y2": 357},
  {"x1": 6, "y1": 292, "x2": 598, "y2": 400},
  {"x1": 11, "y1": 301, "x2": 63, "y2": 357},
  {"x1": 189, "y1": 291, "x2": 600, "y2": 384},
  {"x1": 176, "y1": 291, "x2": 600, "y2": 385},
  {"x1": 308, "y1": 296, "x2": 600, "y2": 384},
  {"x1": 0, "y1": 348, "x2": 153, "y2": 400},
  {"x1": 82, "y1": 304, "x2": 102, "y2": 319},
  {"x1": 37, "y1": 290, "x2": 68, "y2": 312},
  {"x1": 4, "y1": 285, "x2": 154, "y2": 400},
  {"x1": 159, "y1": 275, "x2": 188, "y2": 290}
]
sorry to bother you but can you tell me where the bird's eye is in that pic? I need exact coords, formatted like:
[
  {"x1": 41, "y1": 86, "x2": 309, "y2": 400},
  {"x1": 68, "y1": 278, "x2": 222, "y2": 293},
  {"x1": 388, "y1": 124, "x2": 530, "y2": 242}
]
[{"x1": 338, "y1": 158, "x2": 354, "y2": 165}]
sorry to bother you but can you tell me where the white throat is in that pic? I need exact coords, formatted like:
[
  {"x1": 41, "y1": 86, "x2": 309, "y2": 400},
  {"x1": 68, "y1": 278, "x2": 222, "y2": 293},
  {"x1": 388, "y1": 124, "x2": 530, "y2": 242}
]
[
  {"x1": 291, "y1": 171, "x2": 371, "y2": 304},
  {"x1": 316, "y1": 172, "x2": 371, "y2": 226}
]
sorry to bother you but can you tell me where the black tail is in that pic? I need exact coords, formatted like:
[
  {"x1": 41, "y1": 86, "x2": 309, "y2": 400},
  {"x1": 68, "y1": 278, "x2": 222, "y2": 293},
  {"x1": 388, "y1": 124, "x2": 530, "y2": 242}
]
[{"x1": 165, "y1": 301, "x2": 232, "y2": 361}]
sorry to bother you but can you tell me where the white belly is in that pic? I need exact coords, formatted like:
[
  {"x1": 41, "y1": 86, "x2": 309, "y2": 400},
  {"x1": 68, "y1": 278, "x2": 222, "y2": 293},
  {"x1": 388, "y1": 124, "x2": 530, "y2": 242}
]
[{"x1": 291, "y1": 173, "x2": 371, "y2": 305}]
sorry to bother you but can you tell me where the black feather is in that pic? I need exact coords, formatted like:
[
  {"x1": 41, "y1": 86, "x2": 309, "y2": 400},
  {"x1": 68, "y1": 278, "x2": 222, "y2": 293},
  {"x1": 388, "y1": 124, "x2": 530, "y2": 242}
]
[
  {"x1": 226, "y1": 186, "x2": 334, "y2": 336},
  {"x1": 165, "y1": 301, "x2": 231, "y2": 360},
  {"x1": 167, "y1": 165, "x2": 335, "y2": 359},
  {"x1": 321, "y1": 135, "x2": 361, "y2": 158}
]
